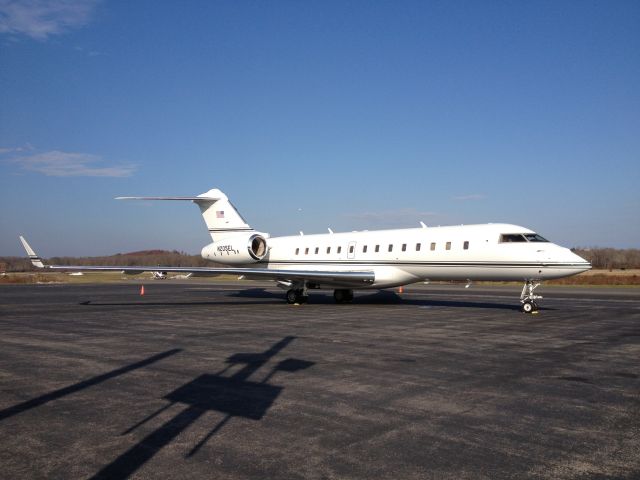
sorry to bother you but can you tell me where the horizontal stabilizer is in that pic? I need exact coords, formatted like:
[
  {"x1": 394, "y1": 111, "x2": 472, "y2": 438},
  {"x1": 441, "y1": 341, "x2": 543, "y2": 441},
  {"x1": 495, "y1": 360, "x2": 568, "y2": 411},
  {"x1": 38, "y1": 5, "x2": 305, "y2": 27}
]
[{"x1": 115, "y1": 196, "x2": 220, "y2": 203}]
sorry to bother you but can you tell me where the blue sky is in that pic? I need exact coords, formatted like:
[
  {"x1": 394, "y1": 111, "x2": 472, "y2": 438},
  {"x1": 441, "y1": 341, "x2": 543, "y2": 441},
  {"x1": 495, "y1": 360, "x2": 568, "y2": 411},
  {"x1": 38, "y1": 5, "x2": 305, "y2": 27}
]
[{"x1": 1, "y1": 0, "x2": 639, "y2": 256}]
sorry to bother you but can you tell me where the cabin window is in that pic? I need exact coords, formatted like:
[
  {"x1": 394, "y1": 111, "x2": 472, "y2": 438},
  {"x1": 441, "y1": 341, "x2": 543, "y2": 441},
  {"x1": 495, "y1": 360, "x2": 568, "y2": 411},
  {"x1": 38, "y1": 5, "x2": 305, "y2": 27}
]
[
  {"x1": 446, "y1": 242, "x2": 451, "y2": 250},
  {"x1": 388, "y1": 244, "x2": 393, "y2": 252},
  {"x1": 430, "y1": 242, "x2": 436, "y2": 251},
  {"x1": 315, "y1": 247, "x2": 319, "y2": 254},
  {"x1": 375, "y1": 245, "x2": 380, "y2": 253},
  {"x1": 500, "y1": 234, "x2": 527, "y2": 243},
  {"x1": 416, "y1": 243, "x2": 421, "y2": 251},
  {"x1": 363, "y1": 245, "x2": 368, "y2": 253},
  {"x1": 327, "y1": 247, "x2": 331, "y2": 254},
  {"x1": 402, "y1": 244, "x2": 407, "y2": 252},
  {"x1": 305, "y1": 247, "x2": 309, "y2": 255},
  {"x1": 349, "y1": 245, "x2": 354, "y2": 254},
  {"x1": 295, "y1": 248, "x2": 299, "y2": 255},
  {"x1": 463, "y1": 241, "x2": 469, "y2": 250},
  {"x1": 337, "y1": 246, "x2": 342, "y2": 254}
]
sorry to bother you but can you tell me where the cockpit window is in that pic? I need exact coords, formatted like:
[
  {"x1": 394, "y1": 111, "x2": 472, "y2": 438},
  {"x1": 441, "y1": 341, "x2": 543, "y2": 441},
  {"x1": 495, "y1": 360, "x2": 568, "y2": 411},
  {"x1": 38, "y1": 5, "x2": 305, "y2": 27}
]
[
  {"x1": 523, "y1": 233, "x2": 548, "y2": 242},
  {"x1": 500, "y1": 233, "x2": 549, "y2": 243},
  {"x1": 500, "y1": 234, "x2": 527, "y2": 243}
]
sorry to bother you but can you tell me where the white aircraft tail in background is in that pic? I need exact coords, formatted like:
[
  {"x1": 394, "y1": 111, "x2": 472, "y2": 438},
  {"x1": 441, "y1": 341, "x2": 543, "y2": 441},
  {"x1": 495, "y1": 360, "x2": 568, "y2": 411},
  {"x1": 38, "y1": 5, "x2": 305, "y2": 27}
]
[{"x1": 20, "y1": 187, "x2": 591, "y2": 313}]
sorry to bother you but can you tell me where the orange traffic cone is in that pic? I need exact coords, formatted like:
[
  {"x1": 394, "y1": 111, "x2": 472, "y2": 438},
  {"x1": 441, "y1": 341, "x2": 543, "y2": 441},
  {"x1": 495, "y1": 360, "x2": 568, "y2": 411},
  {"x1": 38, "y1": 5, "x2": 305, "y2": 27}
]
[{"x1": 140, "y1": 285, "x2": 145, "y2": 296}]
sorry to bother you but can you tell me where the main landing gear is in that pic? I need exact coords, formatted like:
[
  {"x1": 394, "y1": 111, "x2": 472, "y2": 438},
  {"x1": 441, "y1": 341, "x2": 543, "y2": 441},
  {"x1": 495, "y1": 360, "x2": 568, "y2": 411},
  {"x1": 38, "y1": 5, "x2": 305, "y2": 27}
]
[
  {"x1": 285, "y1": 287, "x2": 354, "y2": 304},
  {"x1": 286, "y1": 288, "x2": 308, "y2": 304},
  {"x1": 333, "y1": 289, "x2": 354, "y2": 304},
  {"x1": 520, "y1": 280, "x2": 542, "y2": 314}
]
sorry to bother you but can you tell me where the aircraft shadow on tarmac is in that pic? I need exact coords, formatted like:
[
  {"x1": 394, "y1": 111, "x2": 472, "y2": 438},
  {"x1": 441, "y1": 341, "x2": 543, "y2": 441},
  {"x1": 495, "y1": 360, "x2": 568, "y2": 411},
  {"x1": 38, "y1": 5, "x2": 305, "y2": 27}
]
[
  {"x1": 231, "y1": 288, "x2": 524, "y2": 311},
  {"x1": 0, "y1": 349, "x2": 182, "y2": 422},
  {"x1": 90, "y1": 336, "x2": 314, "y2": 480},
  {"x1": 82, "y1": 287, "x2": 524, "y2": 311},
  {"x1": 0, "y1": 338, "x2": 314, "y2": 479}
]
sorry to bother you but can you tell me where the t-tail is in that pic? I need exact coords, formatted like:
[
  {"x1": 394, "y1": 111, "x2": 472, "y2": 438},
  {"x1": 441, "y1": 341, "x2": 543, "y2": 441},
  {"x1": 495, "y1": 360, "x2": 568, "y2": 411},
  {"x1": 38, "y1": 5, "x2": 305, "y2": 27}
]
[
  {"x1": 118, "y1": 188, "x2": 269, "y2": 265},
  {"x1": 116, "y1": 188, "x2": 254, "y2": 241}
]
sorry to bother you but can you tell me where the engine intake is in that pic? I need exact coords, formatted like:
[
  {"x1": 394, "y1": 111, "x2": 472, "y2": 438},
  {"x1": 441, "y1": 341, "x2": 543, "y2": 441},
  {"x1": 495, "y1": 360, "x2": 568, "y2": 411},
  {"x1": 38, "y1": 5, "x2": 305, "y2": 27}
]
[{"x1": 248, "y1": 234, "x2": 268, "y2": 260}]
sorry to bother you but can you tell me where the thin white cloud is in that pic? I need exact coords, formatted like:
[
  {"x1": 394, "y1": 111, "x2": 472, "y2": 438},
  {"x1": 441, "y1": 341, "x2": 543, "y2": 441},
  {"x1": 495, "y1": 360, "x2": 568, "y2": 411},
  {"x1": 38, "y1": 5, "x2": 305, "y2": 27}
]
[
  {"x1": 74, "y1": 44, "x2": 103, "y2": 56},
  {"x1": 344, "y1": 208, "x2": 439, "y2": 228},
  {"x1": 0, "y1": 0, "x2": 100, "y2": 40},
  {"x1": 0, "y1": 144, "x2": 33, "y2": 154},
  {"x1": 0, "y1": 147, "x2": 18, "y2": 154},
  {"x1": 10, "y1": 150, "x2": 136, "y2": 177},
  {"x1": 452, "y1": 194, "x2": 486, "y2": 201}
]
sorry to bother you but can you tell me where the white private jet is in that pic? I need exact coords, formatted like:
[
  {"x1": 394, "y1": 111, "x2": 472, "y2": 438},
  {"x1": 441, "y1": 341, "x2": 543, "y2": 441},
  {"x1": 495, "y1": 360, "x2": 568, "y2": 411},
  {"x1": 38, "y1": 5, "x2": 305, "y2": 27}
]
[{"x1": 20, "y1": 188, "x2": 591, "y2": 313}]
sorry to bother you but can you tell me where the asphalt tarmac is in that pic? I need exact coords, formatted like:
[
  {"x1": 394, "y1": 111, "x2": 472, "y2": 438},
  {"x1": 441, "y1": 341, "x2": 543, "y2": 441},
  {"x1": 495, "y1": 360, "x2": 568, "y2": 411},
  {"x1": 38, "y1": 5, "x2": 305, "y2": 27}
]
[{"x1": 0, "y1": 282, "x2": 639, "y2": 479}]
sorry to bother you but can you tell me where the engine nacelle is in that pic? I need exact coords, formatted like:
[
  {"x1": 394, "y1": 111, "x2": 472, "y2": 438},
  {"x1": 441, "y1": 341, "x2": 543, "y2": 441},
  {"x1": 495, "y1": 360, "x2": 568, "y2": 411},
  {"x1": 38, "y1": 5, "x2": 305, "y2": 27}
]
[{"x1": 201, "y1": 233, "x2": 269, "y2": 265}]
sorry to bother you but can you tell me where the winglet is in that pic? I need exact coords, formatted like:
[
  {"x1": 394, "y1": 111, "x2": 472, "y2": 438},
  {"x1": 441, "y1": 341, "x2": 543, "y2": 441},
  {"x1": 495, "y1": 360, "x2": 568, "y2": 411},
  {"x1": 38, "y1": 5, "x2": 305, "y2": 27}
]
[{"x1": 19, "y1": 236, "x2": 46, "y2": 268}]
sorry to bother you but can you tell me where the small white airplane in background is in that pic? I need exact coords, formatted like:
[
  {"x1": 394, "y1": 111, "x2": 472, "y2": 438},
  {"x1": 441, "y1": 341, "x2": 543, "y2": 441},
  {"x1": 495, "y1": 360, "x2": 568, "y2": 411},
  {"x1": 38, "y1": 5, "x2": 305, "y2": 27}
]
[{"x1": 20, "y1": 188, "x2": 591, "y2": 313}]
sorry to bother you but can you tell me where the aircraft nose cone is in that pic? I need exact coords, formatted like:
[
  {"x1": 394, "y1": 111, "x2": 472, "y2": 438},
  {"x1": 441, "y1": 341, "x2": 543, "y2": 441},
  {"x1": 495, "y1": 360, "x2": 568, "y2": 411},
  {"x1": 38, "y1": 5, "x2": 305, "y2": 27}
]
[
  {"x1": 556, "y1": 248, "x2": 591, "y2": 273},
  {"x1": 541, "y1": 246, "x2": 591, "y2": 279},
  {"x1": 571, "y1": 250, "x2": 592, "y2": 272}
]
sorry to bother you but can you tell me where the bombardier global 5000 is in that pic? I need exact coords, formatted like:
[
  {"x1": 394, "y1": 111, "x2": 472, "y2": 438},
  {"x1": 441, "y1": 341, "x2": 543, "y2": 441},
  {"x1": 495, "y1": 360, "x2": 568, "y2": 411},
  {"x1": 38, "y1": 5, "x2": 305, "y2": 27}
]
[{"x1": 20, "y1": 188, "x2": 591, "y2": 313}]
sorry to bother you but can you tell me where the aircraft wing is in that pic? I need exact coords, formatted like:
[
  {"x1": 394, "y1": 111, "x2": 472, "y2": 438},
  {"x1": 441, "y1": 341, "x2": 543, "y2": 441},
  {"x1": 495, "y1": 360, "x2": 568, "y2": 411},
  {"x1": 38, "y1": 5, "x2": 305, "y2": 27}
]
[{"x1": 19, "y1": 236, "x2": 375, "y2": 287}]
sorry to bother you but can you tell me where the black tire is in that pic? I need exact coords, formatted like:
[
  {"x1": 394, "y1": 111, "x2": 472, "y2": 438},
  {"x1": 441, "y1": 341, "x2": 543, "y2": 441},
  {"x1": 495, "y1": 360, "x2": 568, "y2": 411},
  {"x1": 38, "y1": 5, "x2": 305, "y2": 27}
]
[
  {"x1": 522, "y1": 301, "x2": 535, "y2": 313},
  {"x1": 287, "y1": 289, "x2": 307, "y2": 304},
  {"x1": 286, "y1": 289, "x2": 298, "y2": 304},
  {"x1": 334, "y1": 289, "x2": 354, "y2": 303}
]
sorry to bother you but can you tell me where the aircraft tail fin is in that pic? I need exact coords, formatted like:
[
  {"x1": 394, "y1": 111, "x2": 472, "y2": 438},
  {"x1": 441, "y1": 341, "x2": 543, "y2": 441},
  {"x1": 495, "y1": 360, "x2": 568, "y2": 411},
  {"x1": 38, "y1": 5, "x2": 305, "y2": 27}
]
[{"x1": 116, "y1": 188, "x2": 253, "y2": 240}]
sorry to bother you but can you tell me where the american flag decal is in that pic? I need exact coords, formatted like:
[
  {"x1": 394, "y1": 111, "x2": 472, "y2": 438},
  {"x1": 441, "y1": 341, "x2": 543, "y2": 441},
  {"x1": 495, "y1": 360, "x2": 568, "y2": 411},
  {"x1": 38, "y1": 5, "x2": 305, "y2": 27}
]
[{"x1": 216, "y1": 211, "x2": 225, "y2": 218}]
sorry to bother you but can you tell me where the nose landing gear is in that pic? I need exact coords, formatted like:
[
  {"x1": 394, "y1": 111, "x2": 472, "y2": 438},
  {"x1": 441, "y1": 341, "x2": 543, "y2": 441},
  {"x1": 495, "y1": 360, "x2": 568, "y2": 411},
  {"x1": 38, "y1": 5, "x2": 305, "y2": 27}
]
[{"x1": 521, "y1": 280, "x2": 542, "y2": 313}]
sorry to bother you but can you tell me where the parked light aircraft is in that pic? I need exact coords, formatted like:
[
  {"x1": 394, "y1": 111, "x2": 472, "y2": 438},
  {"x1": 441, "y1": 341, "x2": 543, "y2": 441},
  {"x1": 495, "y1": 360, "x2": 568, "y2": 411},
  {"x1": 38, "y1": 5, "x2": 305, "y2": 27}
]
[{"x1": 20, "y1": 188, "x2": 591, "y2": 313}]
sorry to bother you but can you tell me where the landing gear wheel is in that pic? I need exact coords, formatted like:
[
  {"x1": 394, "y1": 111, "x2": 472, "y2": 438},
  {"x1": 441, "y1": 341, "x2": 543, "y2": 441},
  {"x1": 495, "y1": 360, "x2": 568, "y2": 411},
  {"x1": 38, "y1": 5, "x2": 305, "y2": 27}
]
[
  {"x1": 520, "y1": 280, "x2": 543, "y2": 313},
  {"x1": 286, "y1": 290, "x2": 297, "y2": 304},
  {"x1": 334, "y1": 289, "x2": 354, "y2": 304},
  {"x1": 521, "y1": 301, "x2": 538, "y2": 314},
  {"x1": 286, "y1": 289, "x2": 306, "y2": 304}
]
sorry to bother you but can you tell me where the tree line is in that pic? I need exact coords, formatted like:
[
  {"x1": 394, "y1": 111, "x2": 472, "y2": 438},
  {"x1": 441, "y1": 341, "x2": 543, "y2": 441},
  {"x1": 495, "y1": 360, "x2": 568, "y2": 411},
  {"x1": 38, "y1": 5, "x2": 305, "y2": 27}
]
[{"x1": 571, "y1": 248, "x2": 640, "y2": 270}]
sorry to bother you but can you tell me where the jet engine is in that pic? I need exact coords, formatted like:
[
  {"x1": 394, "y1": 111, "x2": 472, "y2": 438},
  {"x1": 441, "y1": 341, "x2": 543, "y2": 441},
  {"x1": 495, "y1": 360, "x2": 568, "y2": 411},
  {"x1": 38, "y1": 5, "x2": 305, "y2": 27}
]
[{"x1": 201, "y1": 233, "x2": 269, "y2": 265}]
